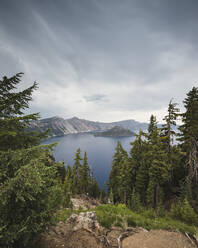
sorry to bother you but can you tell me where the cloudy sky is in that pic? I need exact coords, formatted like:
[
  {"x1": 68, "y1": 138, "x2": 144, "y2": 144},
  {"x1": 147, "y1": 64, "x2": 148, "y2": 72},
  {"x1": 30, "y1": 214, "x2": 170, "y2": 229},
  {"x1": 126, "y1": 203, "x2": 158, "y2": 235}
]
[{"x1": 0, "y1": 0, "x2": 198, "y2": 123}]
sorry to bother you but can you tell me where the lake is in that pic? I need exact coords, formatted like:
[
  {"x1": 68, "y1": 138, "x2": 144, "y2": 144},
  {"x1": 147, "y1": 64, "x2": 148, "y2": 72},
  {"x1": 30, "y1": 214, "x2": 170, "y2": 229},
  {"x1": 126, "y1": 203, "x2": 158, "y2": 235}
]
[{"x1": 42, "y1": 133, "x2": 136, "y2": 188}]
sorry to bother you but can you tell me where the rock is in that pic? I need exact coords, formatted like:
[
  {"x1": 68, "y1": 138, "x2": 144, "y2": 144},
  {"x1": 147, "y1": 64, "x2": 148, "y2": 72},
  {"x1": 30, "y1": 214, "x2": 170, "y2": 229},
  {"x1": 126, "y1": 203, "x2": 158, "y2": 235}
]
[
  {"x1": 71, "y1": 194, "x2": 99, "y2": 210},
  {"x1": 67, "y1": 212, "x2": 100, "y2": 232}
]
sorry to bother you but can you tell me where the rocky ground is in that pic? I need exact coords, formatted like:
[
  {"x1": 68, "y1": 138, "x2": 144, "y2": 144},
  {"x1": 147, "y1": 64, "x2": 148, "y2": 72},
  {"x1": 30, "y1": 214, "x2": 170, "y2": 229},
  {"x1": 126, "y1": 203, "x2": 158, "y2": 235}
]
[
  {"x1": 71, "y1": 194, "x2": 100, "y2": 210},
  {"x1": 32, "y1": 210, "x2": 198, "y2": 248},
  {"x1": 31, "y1": 195, "x2": 198, "y2": 248}
]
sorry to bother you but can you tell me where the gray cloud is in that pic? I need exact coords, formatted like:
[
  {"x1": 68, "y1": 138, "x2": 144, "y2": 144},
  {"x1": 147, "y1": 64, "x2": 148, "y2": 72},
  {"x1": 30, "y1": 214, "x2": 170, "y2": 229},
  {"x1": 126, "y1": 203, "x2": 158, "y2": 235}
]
[
  {"x1": 0, "y1": 0, "x2": 198, "y2": 122},
  {"x1": 84, "y1": 94, "x2": 108, "y2": 102}
]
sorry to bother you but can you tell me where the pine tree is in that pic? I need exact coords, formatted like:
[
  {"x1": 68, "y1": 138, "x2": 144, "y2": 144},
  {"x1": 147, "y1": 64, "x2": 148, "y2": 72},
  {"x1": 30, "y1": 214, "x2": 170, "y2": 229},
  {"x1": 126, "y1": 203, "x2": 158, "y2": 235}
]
[
  {"x1": 178, "y1": 87, "x2": 198, "y2": 211},
  {"x1": 0, "y1": 73, "x2": 47, "y2": 151},
  {"x1": 161, "y1": 100, "x2": 180, "y2": 202},
  {"x1": 118, "y1": 153, "x2": 131, "y2": 204},
  {"x1": 146, "y1": 115, "x2": 169, "y2": 209},
  {"x1": 72, "y1": 148, "x2": 82, "y2": 194},
  {"x1": 147, "y1": 114, "x2": 158, "y2": 141},
  {"x1": 0, "y1": 73, "x2": 64, "y2": 247},
  {"x1": 109, "y1": 141, "x2": 128, "y2": 203},
  {"x1": 161, "y1": 99, "x2": 179, "y2": 163},
  {"x1": 130, "y1": 130, "x2": 148, "y2": 201},
  {"x1": 88, "y1": 178, "x2": 101, "y2": 198},
  {"x1": 81, "y1": 151, "x2": 91, "y2": 193},
  {"x1": 131, "y1": 130, "x2": 149, "y2": 205},
  {"x1": 63, "y1": 165, "x2": 73, "y2": 207}
]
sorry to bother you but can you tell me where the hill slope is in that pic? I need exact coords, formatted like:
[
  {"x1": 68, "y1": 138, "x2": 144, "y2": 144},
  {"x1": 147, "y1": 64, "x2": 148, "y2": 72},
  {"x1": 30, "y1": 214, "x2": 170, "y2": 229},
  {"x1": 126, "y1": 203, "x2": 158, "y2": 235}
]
[
  {"x1": 28, "y1": 116, "x2": 148, "y2": 137},
  {"x1": 94, "y1": 126, "x2": 136, "y2": 137}
]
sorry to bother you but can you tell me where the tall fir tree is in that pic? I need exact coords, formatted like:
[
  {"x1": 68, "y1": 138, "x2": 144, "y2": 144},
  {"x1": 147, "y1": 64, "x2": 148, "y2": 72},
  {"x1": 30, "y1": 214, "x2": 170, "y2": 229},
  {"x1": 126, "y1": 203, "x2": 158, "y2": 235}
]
[
  {"x1": 178, "y1": 87, "x2": 198, "y2": 211},
  {"x1": 72, "y1": 148, "x2": 82, "y2": 194},
  {"x1": 0, "y1": 73, "x2": 64, "y2": 247},
  {"x1": 146, "y1": 115, "x2": 169, "y2": 209},
  {"x1": 161, "y1": 99, "x2": 180, "y2": 163},
  {"x1": 109, "y1": 141, "x2": 128, "y2": 203},
  {"x1": 0, "y1": 73, "x2": 47, "y2": 151},
  {"x1": 63, "y1": 165, "x2": 73, "y2": 207},
  {"x1": 160, "y1": 100, "x2": 180, "y2": 201},
  {"x1": 131, "y1": 130, "x2": 149, "y2": 205},
  {"x1": 118, "y1": 152, "x2": 131, "y2": 204},
  {"x1": 81, "y1": 151, "x2": 91, "y2": 193}
]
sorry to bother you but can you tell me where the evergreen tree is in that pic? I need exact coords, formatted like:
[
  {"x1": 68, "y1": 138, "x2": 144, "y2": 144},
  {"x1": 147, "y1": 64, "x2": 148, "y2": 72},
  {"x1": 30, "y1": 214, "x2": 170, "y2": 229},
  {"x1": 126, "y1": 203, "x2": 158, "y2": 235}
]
[
  {"x1": 178, "y1": 87, "x2": 198, "y2": 211},
  {"x1": 161, "y1": 99, "x2": 179, "y2": 163},
  {"x1": 63, "y1": 165, "x2": 73, "y2": 207},
  {"x1": 81, "y1": 152, "x2": 90, "y2": 193},
  {"x1": 118, "y1": 153, "x2": 131, "y2": 204},
  {"x1": 0, "y1": 73, "x2": 64, "y2": 247},
  {"x1": 0, "y1": 73, "x2": 47, "y2": 151},
  {"x1": 70, "y1": 149, "x2": 100, "y2": 197},
  {"x1": 72, "y1": 148, "x2": 82, "y2": 194},
  {"x1": 131, "y1": 130, "x2": 149, "y2": 205},
  {"x1": 161, "y1": 100, "x2": 180, "y2": 201},
  {"x1": 146, "y1": 115, "x2": 169, "y2": 209},
  {"x1": 88, "y1": 178, "x2": 101, "y2": 198},
  {"x1": 109, "y1": 141, "x2": 128, "y2": 203},
  {"x1": 147, "y1": 114, "x2": 158, "y2": 141}
]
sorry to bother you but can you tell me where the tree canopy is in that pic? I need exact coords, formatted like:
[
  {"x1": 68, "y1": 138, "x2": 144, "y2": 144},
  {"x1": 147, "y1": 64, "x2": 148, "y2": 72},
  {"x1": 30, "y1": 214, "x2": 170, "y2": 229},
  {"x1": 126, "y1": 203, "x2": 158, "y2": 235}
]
[{"x1": 0, "y1": 73, "x2": 64, "y2": 247}]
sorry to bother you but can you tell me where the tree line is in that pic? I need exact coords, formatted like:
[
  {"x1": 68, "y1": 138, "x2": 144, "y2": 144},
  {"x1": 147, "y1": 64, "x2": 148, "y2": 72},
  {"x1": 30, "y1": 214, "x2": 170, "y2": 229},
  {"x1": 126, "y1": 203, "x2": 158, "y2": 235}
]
[
  {"x1": 108, "y1": 88, "x2": 198, "y2": 213},
  {"x1": 63, "y1": 148, "x2": 101, "y2": 207}
]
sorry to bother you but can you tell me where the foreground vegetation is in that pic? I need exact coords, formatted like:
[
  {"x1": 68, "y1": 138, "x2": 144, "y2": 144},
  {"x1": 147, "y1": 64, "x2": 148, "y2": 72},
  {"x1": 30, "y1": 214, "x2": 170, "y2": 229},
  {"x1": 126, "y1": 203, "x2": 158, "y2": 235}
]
[{"x1": 56, "y1": 203, "x2": 198, "y2": 235}]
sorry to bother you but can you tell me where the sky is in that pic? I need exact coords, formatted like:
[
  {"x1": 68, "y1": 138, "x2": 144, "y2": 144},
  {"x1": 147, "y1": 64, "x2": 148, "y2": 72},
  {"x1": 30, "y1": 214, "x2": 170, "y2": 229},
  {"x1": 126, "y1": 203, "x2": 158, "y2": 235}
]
[{"x1": 0, "y1": 0, "x2": 198, "y2": 123}]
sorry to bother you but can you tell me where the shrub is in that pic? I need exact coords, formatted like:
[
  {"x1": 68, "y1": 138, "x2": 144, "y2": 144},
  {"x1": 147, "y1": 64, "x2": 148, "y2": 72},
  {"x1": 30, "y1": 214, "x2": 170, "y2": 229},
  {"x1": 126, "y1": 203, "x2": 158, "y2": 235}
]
[
  {"x1": 170, "y1": 198, "x2": 198, "y2": 225},
  {"x1": 142, "y1": 208, "x2": 156, "y2": 219},
  {"x1": 127, "y1": 216, "x2": 137, "y2": 227},
  {"x1": 0, "y1": 147, "x2": 64, "y2": 247}
]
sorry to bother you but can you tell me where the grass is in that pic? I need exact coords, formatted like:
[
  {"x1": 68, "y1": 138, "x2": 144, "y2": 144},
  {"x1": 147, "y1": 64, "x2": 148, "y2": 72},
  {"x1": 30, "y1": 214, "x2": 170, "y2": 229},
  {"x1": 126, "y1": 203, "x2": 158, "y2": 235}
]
[
  {"x1": 55, "y1": 203, "x2": 198, "y2": 235},
  {"x1": 55, "y1": 207, "x2": 88, "y2": 223}
]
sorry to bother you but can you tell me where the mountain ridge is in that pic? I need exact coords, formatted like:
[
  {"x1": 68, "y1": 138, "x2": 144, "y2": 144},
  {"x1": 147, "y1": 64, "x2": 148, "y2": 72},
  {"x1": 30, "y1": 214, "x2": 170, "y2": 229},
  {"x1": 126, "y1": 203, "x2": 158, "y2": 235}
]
[{"x1": 28, "y1": 116, "x2": 148, "y2": 137}]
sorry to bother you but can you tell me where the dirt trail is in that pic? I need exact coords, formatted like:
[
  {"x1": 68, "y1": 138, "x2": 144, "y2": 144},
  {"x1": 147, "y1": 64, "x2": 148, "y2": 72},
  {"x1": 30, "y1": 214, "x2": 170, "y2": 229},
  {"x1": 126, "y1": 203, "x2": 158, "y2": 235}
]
[{"x1": 122, "y1": 229, "x2": 196, "y2": 248}]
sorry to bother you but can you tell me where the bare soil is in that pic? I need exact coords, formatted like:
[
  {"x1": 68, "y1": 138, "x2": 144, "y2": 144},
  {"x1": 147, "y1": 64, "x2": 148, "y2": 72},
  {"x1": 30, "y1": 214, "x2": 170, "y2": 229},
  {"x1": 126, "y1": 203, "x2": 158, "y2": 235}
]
[
  {"x1": 33, "y1": 226, "x2": 197, "y2": 248},
  {"x1": 122, "y1": 229, "x2": 196, "y2": 248}
]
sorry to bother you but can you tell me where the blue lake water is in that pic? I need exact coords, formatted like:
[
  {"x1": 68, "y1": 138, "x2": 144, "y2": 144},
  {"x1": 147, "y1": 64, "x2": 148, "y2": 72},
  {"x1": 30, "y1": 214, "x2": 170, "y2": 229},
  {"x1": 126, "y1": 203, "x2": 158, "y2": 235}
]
[{"x1": 42, "y1": 133, "x2": 136, "y2": 188}]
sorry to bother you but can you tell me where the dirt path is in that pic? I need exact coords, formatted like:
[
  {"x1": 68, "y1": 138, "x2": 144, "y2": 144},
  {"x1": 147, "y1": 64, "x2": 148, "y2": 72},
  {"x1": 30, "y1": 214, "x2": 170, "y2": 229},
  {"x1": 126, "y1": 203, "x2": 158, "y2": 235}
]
[{"x1": 122, "y1": 229, "x2": 196, "y2": 248}]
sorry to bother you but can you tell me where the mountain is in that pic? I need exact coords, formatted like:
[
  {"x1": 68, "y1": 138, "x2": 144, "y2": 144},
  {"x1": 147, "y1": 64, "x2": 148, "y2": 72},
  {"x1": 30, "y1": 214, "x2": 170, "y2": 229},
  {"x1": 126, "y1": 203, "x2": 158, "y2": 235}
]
[
  {"x1": 94, "y1": 126, "x2": 136, "y2": 137},
  {"x1": 28, "y1": 116, "x2": 148, "y2": 137}
]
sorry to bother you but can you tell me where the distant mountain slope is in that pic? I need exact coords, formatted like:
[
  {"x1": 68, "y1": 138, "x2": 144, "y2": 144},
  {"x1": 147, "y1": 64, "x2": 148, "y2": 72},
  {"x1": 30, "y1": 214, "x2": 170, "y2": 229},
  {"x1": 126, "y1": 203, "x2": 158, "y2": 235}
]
[
  {"x1": 28, "y1": 116, "x2": 148, "y2": 137},
  {"x1": 94, "y1": 126, "x2": 136, "y2": 137}
]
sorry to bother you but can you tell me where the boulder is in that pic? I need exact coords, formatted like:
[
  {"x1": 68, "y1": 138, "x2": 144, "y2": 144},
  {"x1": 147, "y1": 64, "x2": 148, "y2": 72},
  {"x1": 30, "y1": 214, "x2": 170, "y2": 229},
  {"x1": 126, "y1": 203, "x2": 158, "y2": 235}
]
[{"x1": 67, "y1": 211, "x2": 100, "y2": 232}]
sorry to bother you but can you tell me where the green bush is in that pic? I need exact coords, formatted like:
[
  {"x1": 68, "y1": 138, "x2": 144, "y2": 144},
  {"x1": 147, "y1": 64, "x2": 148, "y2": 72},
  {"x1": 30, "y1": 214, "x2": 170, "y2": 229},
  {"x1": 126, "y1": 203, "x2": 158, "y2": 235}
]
[
  {"x1": 142, "y1": 208, "x2": 156, "y2": 219},
  {"x1": 127, "y1": 216, "x2": 137, "y2": 227},
  {"x1": 156, "y1": 205, "x2": 166, "y2": 217},
  {"x1": 97, "y1": 213, "x2": 117, "y2": 229},
  {"x1": 0, "y1": 147, "x2": 64, "y2": 247},
  {"x1": 170, "y1": 198, "x2": 198, "y2": 225}
]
